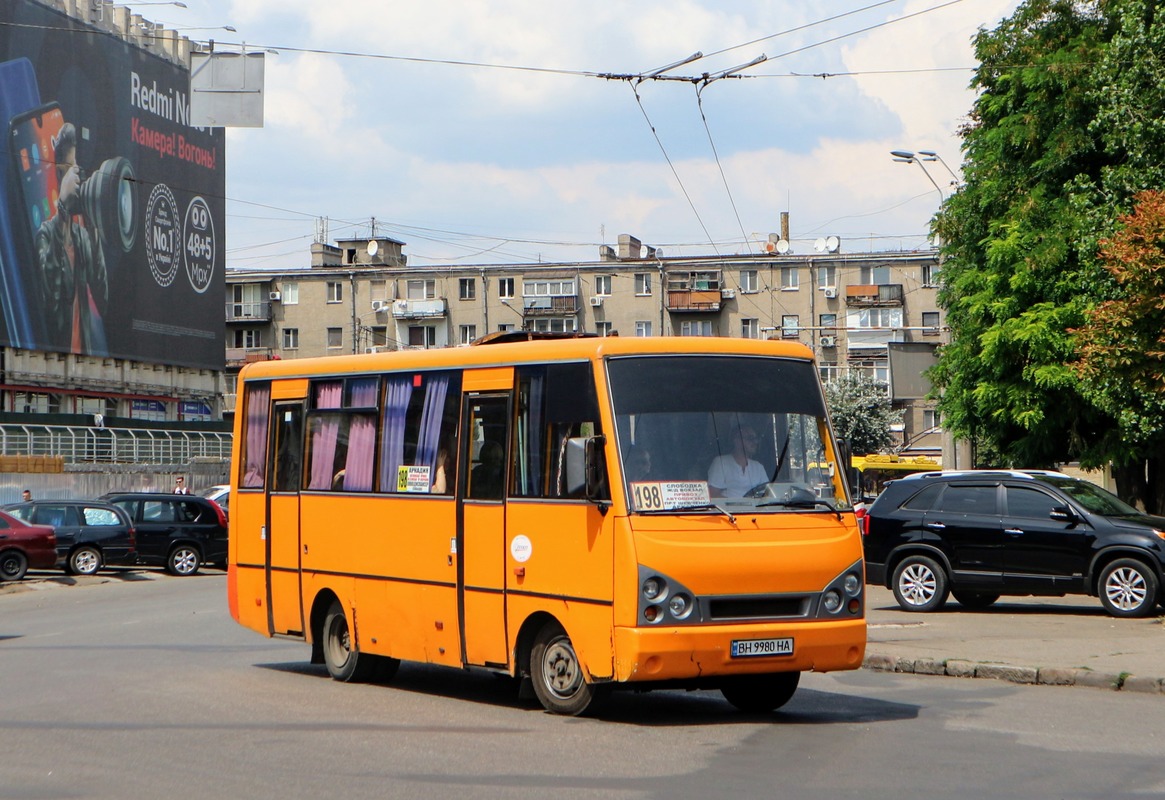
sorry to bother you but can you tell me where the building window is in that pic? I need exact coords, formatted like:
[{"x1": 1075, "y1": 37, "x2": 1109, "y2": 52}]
[
  {"x1": 596, "y1": 321, "x2": 613, "y2": 337},
  {"x1": 922, "y1": 311, "x2": 941, "y2": 335},
  {"x1": 498, "y1": 277, "x2": 515, "y2": 299},
  {"x1": 817, "y1": 266, "x2": 837, "y2": 289},
  {"x1": 326, "y1": 327, "x2": 343, "y2": 348},
  {"x1": 595, "y1": 275, "x2": 612, "y2": 296},
  {"x1": 498, "y1": 323, "x2": 516, "y2": 333},
  {"x1": 282, "y1": 328, "x2": 299, "y2": 349},
  {"x1": 820, "y1": 312, "x2": 838, "y2": 331},
  {"x1": 529, "y1": 317, "x2": 577, "y2": 333},
  {"x1": 740, "y1": 270, "x2": 758, "y2": 293},
  {"x1": 634, "y1": 273, "x2": 652, "y2": 296},
  {"x1": 283, "y1": 282, "x2": 299, "y2": 305},
  {"x1": 680, "y1": 320, "x2": 713, "y2": 336},
  {"x1": 522, "y1": 279, "x2": 575, "y2": 296},
  {"x1": 635, "y1": 320, "x2": 652, "y2": 337},
  {"x1": 860, "y1": 265, "x2": 891, "y2": 284},
  {"x1": 922, "y1": 262, "x2": 941, "y2": 287},
  {"x1": 741, "y1": 318, "x2": 759, "y2": 339},
  {"x1": 923, "y1": 409, "x2": 942, "y2": 430},
  {"x1": 367, "y1": 326, "x2": 387, "y2": 349},
  {"x1": 781, "y1": 266, "x2": 799, "y2": 290},
  {"x1": 233, "y1": 329, "x2": 261, "y2": 348},
  {"x1": 326, "y1": 282, "x2": 342, "y2": 303},
  {"x1": 460, "y1": 324, "x2": 478, "y2": 345},
  {"x1": 781, "y1": 315, "x2": 799, "y2": 338},
  {"x1": 407, "y1": 279, "x2": 436, "y2": 300},
  {"x1": 370, "y1": 280, "x2": 387, "y2": 303},
  {"x1": 853, "y1": 308, "x2": 903, "y2": 329},
  {"x1": 459, "y1": 278, "x2": 476, "y2": 300},
  {"x1": 409, "y1": 326, "x2": 436, "y2": 348}
]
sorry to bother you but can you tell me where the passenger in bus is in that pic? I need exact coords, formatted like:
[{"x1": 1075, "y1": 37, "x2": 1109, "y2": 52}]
[
  {"x1": 707, "y1": 426, "x2": 768, "y2": 498},
  {"x1": 431, "y1": 447, "x2": 449, "y2": 494},
  {"x1": 625, "y1": 447, "x2": 654, "y2": 482},
  {"x1": 471, "y1": 440, "x2": 505, "y2": 499}
]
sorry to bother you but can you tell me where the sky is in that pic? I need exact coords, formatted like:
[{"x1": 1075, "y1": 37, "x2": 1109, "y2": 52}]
[{"x1": 142, "y1": 0, "x2": 1021, "y2": 268}]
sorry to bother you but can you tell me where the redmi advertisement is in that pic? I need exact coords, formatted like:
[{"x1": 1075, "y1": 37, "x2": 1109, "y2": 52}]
[{"x1": 1, "y1": 0, "x2": 224, "y2": 369}]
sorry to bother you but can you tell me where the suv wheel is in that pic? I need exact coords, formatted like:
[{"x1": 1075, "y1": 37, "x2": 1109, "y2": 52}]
[
  {"x1": 892, "y1": 555, "x2": 949, "y2": 612},
  {"x1": 68, "y1": 546, "x2": 102, "y2": 576},
  {"x1": 166, "y1": 545, "x2": 201, "y2": 576},
  {"x1": 1098, "y1": 559, "x2": 1159, "y2": 618}
]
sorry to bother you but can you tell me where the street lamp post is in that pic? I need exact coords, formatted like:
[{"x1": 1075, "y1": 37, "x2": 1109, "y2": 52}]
[{"x1": 890, "y1": 150, "x2": 944, "y2": 202}]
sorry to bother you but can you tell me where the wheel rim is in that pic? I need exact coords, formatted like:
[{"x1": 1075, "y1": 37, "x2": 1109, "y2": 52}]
[
  {"x1": 324, "y1": 612, "x2": 352, "y2": 669},
  {"x1": 898, "y1": 563, "x2": 937, "y2": 606},
  {"x1": 74, "y1": 550, "x2": 99, "y2": 575},
  {"x1": 1, "y1": 554, "x2": 24, "y2": 579},
  {"x1": 1105, "y1": 567, "x2": 1147, "y2": 611},
  {"x1": 540, "y1": 636, "x2": 584, "y2": 700},
  {"x1": 171, "y1": 549, "x2": 198, "y2": 575}
]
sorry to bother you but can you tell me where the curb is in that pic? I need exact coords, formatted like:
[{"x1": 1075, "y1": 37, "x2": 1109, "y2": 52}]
[{"x1": 863, "y1": 653, "x2": 1165, "y2": 695}]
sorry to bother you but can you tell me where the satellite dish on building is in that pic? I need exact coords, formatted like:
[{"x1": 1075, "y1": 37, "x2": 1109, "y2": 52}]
[
  {"x1": 825, "y1": 235, "x2": 840, "y2": 253},
  {"x1": 776, "y1": 239, "x2": 790, "y2": 254},
  {"x1": 367, "y1": 239, "x2": 379, "y2": 257},
  {"x1": 814, "y1": 238, "x2": 827, "y2": 252}
]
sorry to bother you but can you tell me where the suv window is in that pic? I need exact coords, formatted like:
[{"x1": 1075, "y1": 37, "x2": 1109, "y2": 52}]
[
  {"x1": 176, "y1": 501, "x2": 201, "y2": 522},
  {"x1": 934, "y1": 484, "x2": 997, "y2": 514},
  {"x1": 1005, "y1": 486, "x2": 1060, "y2": 519},
  {"x1": 143, "y1": 501, "x2": 176, "y2": 523},
  {"x1": 901, "y1": 483, "x2": 943, "y2": 511},
  {"x1": 35, "y1": 505, "x2": 76, "y2": 527},
  {"x1": 82, "y1": 507, "x2": 121, "y2": 526}
]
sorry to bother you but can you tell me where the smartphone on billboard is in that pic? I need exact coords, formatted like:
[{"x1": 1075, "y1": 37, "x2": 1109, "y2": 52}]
[
  {"x1": 9, "y1": 101, "x2": 65, "y2": 241},
  {"x1": 0, "y1": 56, "x2": 43, "y2": 348}
]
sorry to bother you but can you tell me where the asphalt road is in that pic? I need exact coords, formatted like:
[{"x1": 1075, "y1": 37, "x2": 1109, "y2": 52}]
[{"x1": 2, "y1": 572, "x2": 1164, "y2": 800}]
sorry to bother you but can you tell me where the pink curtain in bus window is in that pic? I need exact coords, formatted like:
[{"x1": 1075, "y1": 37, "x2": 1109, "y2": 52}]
[
  {"x1": 242, "y1": 384, "x2": 271, "y2": 488},
  {"x1": 307, "y1": 382, "x2": 343, "y2": 490},
  {"x1": 343, "y1": 414, "x2": 376, "y2": 491},
  {"x1": 415, "y1": 373, "x2": 449, "y2": 468},
  {"x1": 378, "y1": 376, "x2": 413, "y2": 492},
  {"x1": 346, "y1": 377, "x2": 378, "y2": 408}
]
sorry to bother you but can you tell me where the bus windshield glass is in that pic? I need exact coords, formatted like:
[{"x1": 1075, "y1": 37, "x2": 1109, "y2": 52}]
[{"x1": 607, "y1": 355, "x2": 850, "y2": 514}]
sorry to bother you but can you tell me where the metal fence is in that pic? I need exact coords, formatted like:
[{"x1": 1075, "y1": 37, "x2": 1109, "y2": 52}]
[{"x1": 0, "y1": 424, "x2": 233, "y2": 465}]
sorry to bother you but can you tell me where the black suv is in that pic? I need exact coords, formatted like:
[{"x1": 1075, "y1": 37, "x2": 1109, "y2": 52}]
[
  {"x1": 100, "y1": 493, "x2": 228, "y2": 576},
  {"x1": 864, "y1": 470, "x2": 1165, "y2": 618},
  {"x1": 2, "y1": 500, "x2": 137, "y2": 576}
]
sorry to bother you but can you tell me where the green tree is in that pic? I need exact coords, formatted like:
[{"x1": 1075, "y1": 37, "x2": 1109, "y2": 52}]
[
  {"x1": 932, "y1": 0, "x2": 1165, "y2": 507},
  {"x1": 824, "y1": 373, "x2": 901, "y2": 456}
]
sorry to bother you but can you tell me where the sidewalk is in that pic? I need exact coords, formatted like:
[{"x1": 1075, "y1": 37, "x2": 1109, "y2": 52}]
[{"x1": 863, "y1": 585, "x2": 1165, "y2": 694}]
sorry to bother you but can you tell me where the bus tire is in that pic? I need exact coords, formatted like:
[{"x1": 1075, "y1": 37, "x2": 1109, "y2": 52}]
[
  {"x1": 720, "y1": 671, "x2": 800, "y2": 713},
  {"x1": 530, "y1": 622, "x2": 596, "y2": 716},
  {"x1": 321, "y1": 599, "x2": 379, "y2": 683}
]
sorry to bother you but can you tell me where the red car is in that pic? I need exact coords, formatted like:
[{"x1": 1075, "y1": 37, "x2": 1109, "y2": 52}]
[{"x1": 0, "y1": 509, "x2": 57, "y2": 582}]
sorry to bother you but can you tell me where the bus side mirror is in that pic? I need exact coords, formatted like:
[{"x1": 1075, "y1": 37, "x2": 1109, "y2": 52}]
[{"x1": 565, "y1": 436, "x2": 608, "y2": 503}]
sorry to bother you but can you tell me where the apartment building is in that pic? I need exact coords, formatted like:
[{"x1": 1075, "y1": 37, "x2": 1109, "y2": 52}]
[{"x1": 225, "y1": 233, "x2": 946, "y2": 455}]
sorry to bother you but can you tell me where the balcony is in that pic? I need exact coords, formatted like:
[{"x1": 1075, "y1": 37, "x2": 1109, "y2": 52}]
[
  {"x1": 666, "y1": 271, "x2": 722, "y2": 313},
  {"x1": 522, "y1": 296, "x2": 578, "y2": 316},
  {"x1": 225, "y1": 301, "x2": 272, "y2": 322},
  {"x1": 225, "y1": 347, "x2": 275, "y2": 368},
  {"x1": 845, "y1": 284, "x2": 904, "y2": 306},
  {"x1": 392, "y1": 298, "x2": 447, "y2": 319}
]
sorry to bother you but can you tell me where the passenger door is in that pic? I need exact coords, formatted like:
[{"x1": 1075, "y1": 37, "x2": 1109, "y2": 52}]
[
  {"x1": 1001, "y1": 483, "x2": 1094, "y2": 592},
  {"x1": 457, "y1": 375, "x2": 512, "y2": 668},
  {"x1": 267, "y1": 400, "x2": 305, "y2": 636},
  {"x1": 921, "y1": 483, "x2": 1005, "y2": 589}
]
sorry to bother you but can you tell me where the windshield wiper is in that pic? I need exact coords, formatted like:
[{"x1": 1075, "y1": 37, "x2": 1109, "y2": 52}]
[
  {"x1": 642, "y1": 503, "x2": 737, "y2": 524},
  {"x1": 755, "y1": 497, "x2": 842, "y2": 520}
]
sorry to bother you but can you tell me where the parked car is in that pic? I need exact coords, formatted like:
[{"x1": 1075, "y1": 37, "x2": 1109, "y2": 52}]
[
  {"x1": 0, "y1": 509, "x2": 57, "y2": 581},
  {"x1": 199, "y1": 484, "x2": 229, "y2": 518},
  {"x1": 100, "y1": 493, "x2": 228, "y2": 576},
  {"x1": 863, "y1": 470, "x2": 1165, "y2": 618},
  {"x1": 1, "y1": 500, "x2": 136, "y2": 576}
]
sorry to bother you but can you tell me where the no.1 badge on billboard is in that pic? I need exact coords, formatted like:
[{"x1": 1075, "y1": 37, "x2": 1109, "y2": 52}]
[{"x1": 145, "y1": 183, "x2": 179, "y2": 287}]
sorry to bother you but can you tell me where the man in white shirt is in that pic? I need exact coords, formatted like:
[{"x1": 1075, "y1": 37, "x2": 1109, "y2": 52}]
[{"x1": 708, "y1": 426, "x2": 768, "y2": 498}]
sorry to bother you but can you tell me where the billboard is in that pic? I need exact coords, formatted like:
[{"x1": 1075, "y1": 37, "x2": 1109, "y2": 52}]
[{"x1": 0, "y1": 0, "x2": 224, "y2": 369}]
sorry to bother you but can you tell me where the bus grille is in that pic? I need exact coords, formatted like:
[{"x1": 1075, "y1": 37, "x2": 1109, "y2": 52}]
[{"x1": 708, "y1": 596, "x2": 809, "y2": 620}]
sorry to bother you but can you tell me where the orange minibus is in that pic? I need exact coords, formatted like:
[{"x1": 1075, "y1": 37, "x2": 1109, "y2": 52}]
[{"x1": 227, "y1": 334, "x2": 866, "y2": 715}]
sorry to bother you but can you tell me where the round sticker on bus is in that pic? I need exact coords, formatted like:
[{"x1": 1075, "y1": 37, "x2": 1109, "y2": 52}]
[{"x1": 510, "y1": 534, "x2": 532, "y2": 563}]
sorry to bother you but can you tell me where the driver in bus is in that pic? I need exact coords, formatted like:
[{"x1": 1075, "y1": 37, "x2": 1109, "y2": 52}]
[{"x1": 708, "y1": 425, "x2": 768, "y2": 498}]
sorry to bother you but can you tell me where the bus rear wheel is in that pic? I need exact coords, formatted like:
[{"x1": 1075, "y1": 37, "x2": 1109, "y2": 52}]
[
  {"x1": 321, "y1": 599, "x2": 397, "y2": 683},
  {"x1": 530, "y1": 622, "x2": 596, "y2": 716},
  {"x1": 721, "y1": 672, "x2": 801, "y2": 713}
]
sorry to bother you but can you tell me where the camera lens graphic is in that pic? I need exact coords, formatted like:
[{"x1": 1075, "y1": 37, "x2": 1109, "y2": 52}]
[{"x1": 77, "y1": 156, "x2": 138, "y2": 254}]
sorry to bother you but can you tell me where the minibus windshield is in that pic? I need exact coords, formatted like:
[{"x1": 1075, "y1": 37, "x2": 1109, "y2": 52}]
[{"x1": 607, "y1": 355, "x2": 850, "y2": 514}]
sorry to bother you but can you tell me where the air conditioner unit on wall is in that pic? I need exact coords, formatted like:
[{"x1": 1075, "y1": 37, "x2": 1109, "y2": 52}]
[
  {"x1": 822, "y1": 287, "x2": 837, "y2": 299},
  {"x1": 269, "y1": 291, "x2": 281, "y2": 301},
  {"x1": 820, "y1": 335, "x2": 836, "y2": 347},
  {"x1": 589, "y1": 296, "x2": 603, "y2": 307},
  {"x1": 372, "y1": 300, "x2": 388, "y2": 312}
]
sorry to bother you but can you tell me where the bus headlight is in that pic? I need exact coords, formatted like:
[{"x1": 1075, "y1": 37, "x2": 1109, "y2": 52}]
[
  {"x1": 668, "y1": 593, "x2": 693, "y2": 620},
  {"x1": 822, "y1": 590, "x2": 843, "y2": 613},
  {"x1": 843, "y1": 573, "x2": 862, "y2": 597},
  {"x1": 643, "y1": 576, "x2": 666, "y2": 601},
  {"x1": 644, "y1": 604, "x2": 663, "y2": 623}
]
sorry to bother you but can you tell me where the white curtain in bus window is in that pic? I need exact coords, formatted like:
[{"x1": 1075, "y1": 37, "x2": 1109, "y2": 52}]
[{"x1": 241, "y1": 383, "x2": 271, "y2": 488}]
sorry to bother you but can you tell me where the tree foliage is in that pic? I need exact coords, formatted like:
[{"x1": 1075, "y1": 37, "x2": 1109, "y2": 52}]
[
  {"x1": 824, "y1": 373, "x2": 901, "y2": 456},
  {"x1": 932, "y1": 0, "x2": 1165, "y2": 509}
]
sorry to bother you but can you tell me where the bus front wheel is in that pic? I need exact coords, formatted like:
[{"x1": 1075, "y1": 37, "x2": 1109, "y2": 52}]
[
  {"x1": 720, "y1": 671, "x2": 800, "y2": 713},
  {"x1": 321, "y1": 599, "x2": 397, "y2": 683},
  {"x1": 530, "y1": 622, "x2": 596, "y2": 716}
]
